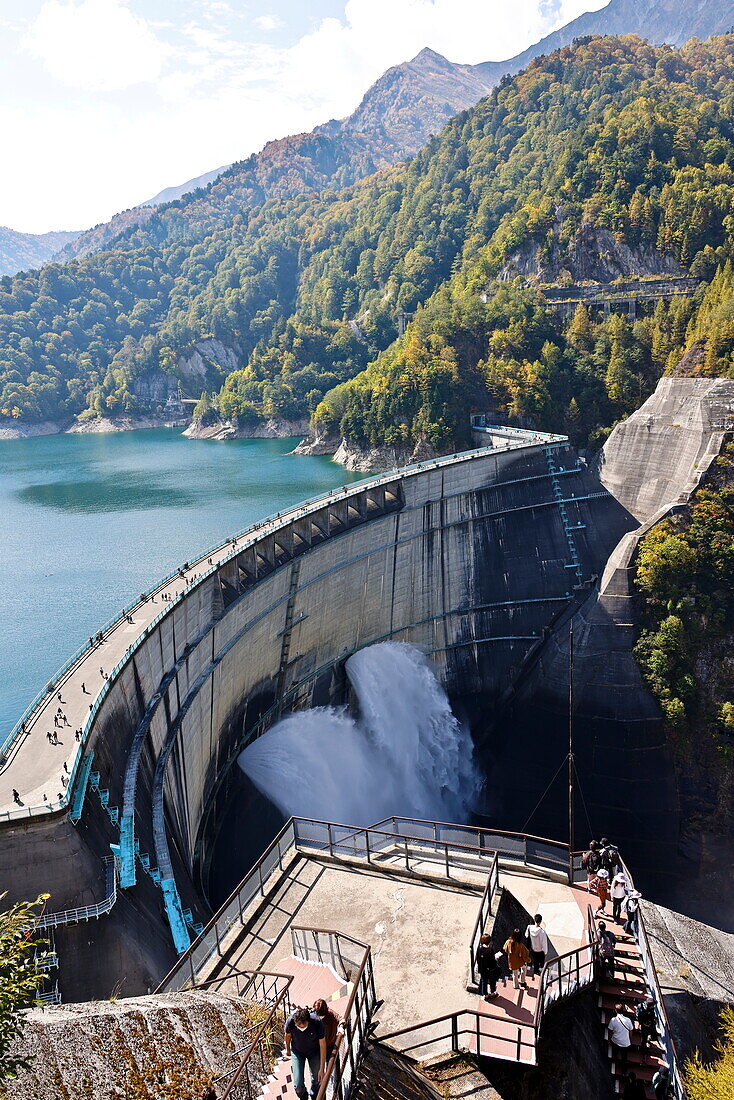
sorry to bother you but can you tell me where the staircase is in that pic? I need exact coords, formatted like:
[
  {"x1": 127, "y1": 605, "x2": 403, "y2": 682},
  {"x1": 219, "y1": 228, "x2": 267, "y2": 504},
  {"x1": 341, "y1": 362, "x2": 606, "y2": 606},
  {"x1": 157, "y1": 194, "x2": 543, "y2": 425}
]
[{"x1": 598, "y1": 929, "x2": 667, "y2": 1094}]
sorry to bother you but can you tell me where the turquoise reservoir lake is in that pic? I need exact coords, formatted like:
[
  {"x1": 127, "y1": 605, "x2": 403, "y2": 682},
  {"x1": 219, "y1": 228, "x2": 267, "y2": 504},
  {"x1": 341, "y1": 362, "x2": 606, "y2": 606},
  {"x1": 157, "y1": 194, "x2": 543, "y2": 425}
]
[{"x1": 0, "y1": 429, "x2": 366, "y2": 736}]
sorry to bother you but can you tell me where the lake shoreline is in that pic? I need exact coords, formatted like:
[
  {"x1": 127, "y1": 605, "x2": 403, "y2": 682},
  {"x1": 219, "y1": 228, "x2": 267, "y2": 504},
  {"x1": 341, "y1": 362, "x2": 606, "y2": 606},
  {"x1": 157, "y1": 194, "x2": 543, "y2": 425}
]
[{"x1": 0, "y1": 415, "x2": 189, "y2": 441}]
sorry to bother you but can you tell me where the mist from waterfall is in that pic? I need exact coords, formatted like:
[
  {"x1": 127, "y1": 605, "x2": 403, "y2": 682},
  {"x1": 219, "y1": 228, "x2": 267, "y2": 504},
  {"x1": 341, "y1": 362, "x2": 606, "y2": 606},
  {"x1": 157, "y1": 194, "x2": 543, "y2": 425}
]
[{"x1": 237, "y1": 642, "x2": 480, "y2": 826}]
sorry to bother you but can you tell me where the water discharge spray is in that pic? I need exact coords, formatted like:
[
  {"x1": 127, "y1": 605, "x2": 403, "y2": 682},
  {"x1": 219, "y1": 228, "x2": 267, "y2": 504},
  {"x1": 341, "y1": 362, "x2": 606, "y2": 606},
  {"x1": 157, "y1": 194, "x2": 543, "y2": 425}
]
[{"x1": 238, "y1": 642, "x2": 480, "y2": 826}]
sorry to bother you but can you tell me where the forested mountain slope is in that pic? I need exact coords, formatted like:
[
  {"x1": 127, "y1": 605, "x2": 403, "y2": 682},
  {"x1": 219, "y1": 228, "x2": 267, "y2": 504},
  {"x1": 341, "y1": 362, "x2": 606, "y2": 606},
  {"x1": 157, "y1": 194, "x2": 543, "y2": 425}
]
[
  {"x1": 4, "y1": 35, "x2": 734, "y2": 444},
  {"x1": 477, "y1": 0, "x2": 734, "y2": 85},
  {"x1": 0, "y1": 226, "x2": 80, "y2": 279}
]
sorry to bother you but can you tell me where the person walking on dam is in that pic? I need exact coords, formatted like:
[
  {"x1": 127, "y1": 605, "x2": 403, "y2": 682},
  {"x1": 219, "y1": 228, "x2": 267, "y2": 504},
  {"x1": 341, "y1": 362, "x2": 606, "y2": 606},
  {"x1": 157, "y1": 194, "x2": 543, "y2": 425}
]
[
  {"x1": 285, "y1": 1006, "x2": 326, "y2": 1100},
  {"x1": 503, "y1": 929, "x2": 530, "y2": 989},
  {"x1": 475, "y1": 933, "x2": 502, "y2": 999},
  {"x1": 525, "y1": 914, "x2": 549, "y2": 977}
]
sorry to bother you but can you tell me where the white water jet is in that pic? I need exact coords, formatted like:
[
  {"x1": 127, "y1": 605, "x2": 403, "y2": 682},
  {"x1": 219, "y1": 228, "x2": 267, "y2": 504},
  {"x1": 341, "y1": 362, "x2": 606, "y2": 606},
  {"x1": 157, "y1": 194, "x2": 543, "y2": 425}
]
[{"x1": 237, "y1": 642, "x2": 480, "y2": 826}]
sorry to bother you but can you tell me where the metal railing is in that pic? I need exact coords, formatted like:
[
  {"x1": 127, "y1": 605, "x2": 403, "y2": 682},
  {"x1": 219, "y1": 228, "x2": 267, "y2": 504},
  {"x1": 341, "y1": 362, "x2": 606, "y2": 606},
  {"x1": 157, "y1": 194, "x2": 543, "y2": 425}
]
[
  {"x1": 37, "y1": 855, "x2": 117, "y2": 929},
  {"x1": 535, "y1": 908, "x2": 598, "y2": 1032},
  {"x1": 371, "y1": 817, "x2": 572, "y2": 879},
  {"x1": 212, "y1": 971, "x2": 293, "y2": 1100},
  {"x1": 157, "y1": 817, "x2": 506, "y2": 993},
  {"x1": 468, "y1": 856, "x2": 500, "y2": 985},
  {"x1": 585, "y1": 860, "x2": 685, "y2": 1100},
  {"x1": 378, "y1": 1008, "x2": 538, "y2": 1066},
  {"x1": 1, "y1": 428, "x2": 569, "y2": 812},
  {"x1": 294, "y1": 929, "x2": 376, "y2": 1100}
]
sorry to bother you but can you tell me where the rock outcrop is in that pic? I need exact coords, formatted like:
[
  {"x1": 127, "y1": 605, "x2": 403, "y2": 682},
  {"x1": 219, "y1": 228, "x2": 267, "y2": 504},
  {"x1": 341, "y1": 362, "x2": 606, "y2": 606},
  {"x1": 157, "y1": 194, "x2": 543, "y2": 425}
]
[{"x1": 10, "y1": 990, "x2": 278, "y2": 1100}]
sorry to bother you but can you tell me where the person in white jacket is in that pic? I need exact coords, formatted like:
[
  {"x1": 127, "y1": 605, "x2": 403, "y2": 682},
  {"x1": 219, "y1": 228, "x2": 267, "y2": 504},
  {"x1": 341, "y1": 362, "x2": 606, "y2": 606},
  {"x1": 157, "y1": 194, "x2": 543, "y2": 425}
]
[
  {"x1": 525, "y1": 913, "x2": 549, "y2": 977},
  {"x1": 611, "y1": 870, "x2": 630, "y2": 923}
]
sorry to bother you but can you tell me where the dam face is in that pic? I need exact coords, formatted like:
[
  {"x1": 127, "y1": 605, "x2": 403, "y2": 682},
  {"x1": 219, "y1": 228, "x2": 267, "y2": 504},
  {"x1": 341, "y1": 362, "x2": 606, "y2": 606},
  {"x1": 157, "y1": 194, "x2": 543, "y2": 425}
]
[{"x1": 2, "y1": 383, "x2": 730, "y2": 1002}]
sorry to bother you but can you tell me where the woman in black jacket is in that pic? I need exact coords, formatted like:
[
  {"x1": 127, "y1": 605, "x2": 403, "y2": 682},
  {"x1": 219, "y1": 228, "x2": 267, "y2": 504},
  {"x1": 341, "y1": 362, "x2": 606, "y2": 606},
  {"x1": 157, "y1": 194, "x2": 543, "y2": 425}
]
[{"x1": 475, "y1": 934, "x2": 502, "y2": 999}]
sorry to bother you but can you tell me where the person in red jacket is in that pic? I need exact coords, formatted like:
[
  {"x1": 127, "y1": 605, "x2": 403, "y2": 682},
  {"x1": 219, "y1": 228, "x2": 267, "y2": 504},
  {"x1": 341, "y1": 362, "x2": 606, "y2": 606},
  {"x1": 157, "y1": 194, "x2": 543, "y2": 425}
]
[{"x1": 590, "y1": 868, "x2": 610, "y2": 914}]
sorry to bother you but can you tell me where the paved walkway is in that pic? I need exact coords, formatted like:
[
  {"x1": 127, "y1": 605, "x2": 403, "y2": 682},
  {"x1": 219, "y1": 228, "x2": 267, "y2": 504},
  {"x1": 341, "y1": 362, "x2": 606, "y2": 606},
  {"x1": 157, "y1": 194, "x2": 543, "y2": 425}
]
[{"x1": 0, "y1": 525, "x2": 269, "y2": 815}]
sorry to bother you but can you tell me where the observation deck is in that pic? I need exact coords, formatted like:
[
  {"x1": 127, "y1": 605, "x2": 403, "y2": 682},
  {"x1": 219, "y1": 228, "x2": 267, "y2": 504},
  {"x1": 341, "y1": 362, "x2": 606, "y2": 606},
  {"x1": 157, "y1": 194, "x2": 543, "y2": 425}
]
[{"x1": 156, "y1": 816, "x2": 685, "y2": 1100}]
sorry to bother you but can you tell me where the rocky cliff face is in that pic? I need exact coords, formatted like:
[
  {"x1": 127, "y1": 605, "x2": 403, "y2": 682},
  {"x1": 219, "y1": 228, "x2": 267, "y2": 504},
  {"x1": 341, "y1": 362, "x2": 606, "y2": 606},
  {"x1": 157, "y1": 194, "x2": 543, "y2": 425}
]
[
  {"x1": 501, "y1": 217, "x2": 685, "y2": 283},
  {"x1": 10, "y1": 991, "x2": 278, "y2": 1100}
]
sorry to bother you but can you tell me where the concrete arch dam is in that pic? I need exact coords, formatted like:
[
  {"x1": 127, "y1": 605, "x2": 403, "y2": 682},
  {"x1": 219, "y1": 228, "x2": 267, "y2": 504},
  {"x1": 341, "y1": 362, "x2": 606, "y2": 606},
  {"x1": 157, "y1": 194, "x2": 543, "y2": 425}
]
[{"x1": 4, "y1": 378, "x2": 727, "y2": 1002}]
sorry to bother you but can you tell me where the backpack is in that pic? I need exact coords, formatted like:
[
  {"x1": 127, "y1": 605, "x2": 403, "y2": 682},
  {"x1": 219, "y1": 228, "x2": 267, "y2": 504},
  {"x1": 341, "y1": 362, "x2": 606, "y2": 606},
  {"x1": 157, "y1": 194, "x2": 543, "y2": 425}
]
[
  {"x1": 626, "y1": 896, "x2": 639, "y2": 914},
  {"x1": 601, "y1": 845, "x2": 619, "y2": 872},
  {"x1": 583, "y1": 849, "x2": 601, "y2": 873}
]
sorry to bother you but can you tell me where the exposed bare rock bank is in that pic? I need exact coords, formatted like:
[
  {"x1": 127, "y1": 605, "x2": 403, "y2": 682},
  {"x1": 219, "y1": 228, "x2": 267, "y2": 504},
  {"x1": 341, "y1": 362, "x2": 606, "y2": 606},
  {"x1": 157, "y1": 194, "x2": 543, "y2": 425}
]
[
  {"x1": 184, "y1": 417, "x2": 309, "y2": 440},
  {"x1": 0, "y1": 418, "x2": 70, "y2": 440},
  {"x1": 291, "y1": 432, "x2": 341, "y2": 456},
  {"x1": 332, "y1": 436, "x2": 439, "y2": 472},
  {"x1": 68, "y1": 416, "x2": 188, "y2": 435},
  {"x1": 0, "y1": 415, "x2": 187, "y2": 440},
  {"x1": 294, "y1": 433, "x2": 441, "y2": 472},
  {"x1": 10, "y1": 990, "x2": 279, "y2": 1100}
]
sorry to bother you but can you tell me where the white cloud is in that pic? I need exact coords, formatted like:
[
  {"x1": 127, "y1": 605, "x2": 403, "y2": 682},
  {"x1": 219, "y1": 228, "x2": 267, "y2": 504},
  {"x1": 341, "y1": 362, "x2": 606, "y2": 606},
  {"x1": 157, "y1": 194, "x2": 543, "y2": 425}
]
[
  {"x1": 3, "y1": 0, "x2": 609, "y2": 230},
  {"x1": 24, "y1": 0, "x2": 166, "y2": 91},
  {"x1": 254, "y1": 15, "x2": 284, "y2": 33}
]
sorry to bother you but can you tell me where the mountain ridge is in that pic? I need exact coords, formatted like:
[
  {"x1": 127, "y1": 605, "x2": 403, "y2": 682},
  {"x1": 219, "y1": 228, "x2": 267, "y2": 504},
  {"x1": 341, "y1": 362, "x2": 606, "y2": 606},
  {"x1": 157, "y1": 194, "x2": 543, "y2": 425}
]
[{"x1": 3, "y1": 0, "x2": 731, "y2": 278}]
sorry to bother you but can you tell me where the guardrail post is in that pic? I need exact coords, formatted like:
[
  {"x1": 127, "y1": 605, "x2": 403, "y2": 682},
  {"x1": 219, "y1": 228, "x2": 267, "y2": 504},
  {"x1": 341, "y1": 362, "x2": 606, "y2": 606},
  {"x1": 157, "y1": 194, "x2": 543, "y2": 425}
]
[
  {"x1": 404, "y1": 837, "x2": 409, "y2": 871},
  {"x1": 258, "y1": 862, "x2": 265, "y2": 896},
  {"x1": 365, "y1": 830, "x2": 371, "y2": 864},
  {"x1": 328, "y1": 823, "x2": 334, "y2": 857},
  {"x1": 215, "y1": 921, "x2": 222, "y2": 957},
  {"x1": 445, "y1": 843, "x2": 450, "y2": 879},
  {"x1": 238, "y1": 891, "x2": 244, "y2": 925},
  {"x1": 451, "y1": 1015, "x2": 459, "y2": 1052},
  {"x1": 523, "y1": 836, "x2": 528, "y2": 866}
]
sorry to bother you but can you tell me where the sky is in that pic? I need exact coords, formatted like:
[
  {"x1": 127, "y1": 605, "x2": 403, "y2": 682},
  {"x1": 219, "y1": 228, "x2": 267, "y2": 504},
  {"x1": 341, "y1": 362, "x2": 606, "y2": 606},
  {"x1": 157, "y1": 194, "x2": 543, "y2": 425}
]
[{"x1": 0, "y1": 0, "x2": 609, "y2": 233}]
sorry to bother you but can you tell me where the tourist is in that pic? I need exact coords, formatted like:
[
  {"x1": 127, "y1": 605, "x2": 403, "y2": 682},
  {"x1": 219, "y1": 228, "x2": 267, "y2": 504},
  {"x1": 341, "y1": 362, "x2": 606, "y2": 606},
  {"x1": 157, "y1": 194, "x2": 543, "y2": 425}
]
[
  {"x1": 611, "y1": 868, "x2": 630, "y2": 923},
  {"x1": 475, "y1": 933, "x2": 502, "y2": 999},
  {"x1": 635, "y1": 996, "x2": 656, "y2": 1059},
  {"x1": 651, "y1": 1064, "x2": 672, "y2": 1099},
  {"x1": 581, "y1": 840, "x2": 601, "y2": 888},
  {"x1": 600, "y1": 840, "x2": 620, "y2": 876},
  {"x1": 622, "y1": 1071, "x2": 646, "y2": 1100},
  {"x1": 590, "y1": 868, "x2": 610, "y2": 914},
  {"x1": 46, "y1": 732, "x2": 52, "y2": 743},
  {"x1": 313, "y1": 998, "x2": 342, "y2": 1060},
  {"x1": 608, "y1": 1004, "x2": 634, "y2": 1071},
  {"x1": 284, "y1": 1006, "x2": 326, "y2": 1100},
  {"x1": 525, "y1": 914, "x2": 549, "y2": 977},
  {"x1": 503, "y1": 929, "x2": 530, "y2": 990},
  {"x1": 12, "y1": 789, "x2": 20, "y2": 804},
  {"x1": 82, "y1": 682, "x2": 87, "y2": 694},
  {"x1": 597, "y1": 921, "x2": 617, "y2": 980},
  {"x1": 624, "y1": 891, "x2": 642, "y2": 937}
]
